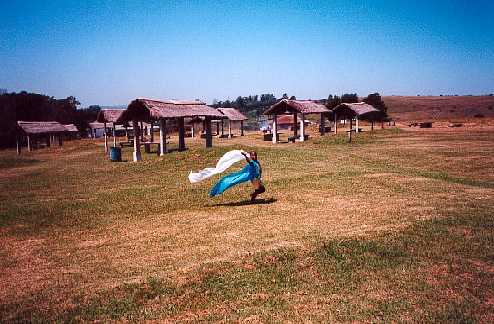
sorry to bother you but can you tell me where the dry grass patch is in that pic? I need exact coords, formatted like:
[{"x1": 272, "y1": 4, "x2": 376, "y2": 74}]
[{"x1": 1, "y1": 128, "x2": 494, "y2": 321}]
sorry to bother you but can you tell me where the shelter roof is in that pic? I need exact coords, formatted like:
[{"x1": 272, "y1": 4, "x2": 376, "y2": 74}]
[
  {"x1": 264, "y1": 99, "x2": 330, "y2": 115},
  {"x1": 88, "y1": 122, "x2": 105, "y2": 129},
  {"x1": 97, "y1": 109, "x2": 124, "y2": 123},
  {"x1": 119, "y1": 98, "x2": 225, "y2": 122},
  {"x1": 63, "y1": 124, "x2": 79, "y2": 132},
  {"x1": 217, "y1": 108, "x2": 248, "y2": 121},
  {"x1": 17, "y1": 121, "x2": 67, "y2": 135},
  {"x1": 333, "y1": 102, "x2": 382, "y2": 118}
]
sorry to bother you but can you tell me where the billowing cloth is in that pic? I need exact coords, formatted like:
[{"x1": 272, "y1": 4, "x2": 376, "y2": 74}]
[
  {"x1": 188, "y1": 150, "x2": 248, "y2": 184},
  {"x1": 209, "y1": 160, "x2": 261, "y2": 197}
]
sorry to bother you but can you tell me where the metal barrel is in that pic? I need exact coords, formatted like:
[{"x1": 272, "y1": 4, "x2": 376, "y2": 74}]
[{"x1": 109, "y1": 147, "x2": 122, "y2": 162}]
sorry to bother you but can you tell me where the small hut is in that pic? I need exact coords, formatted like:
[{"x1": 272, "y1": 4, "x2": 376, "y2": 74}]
[
  {"x1": 63, "y1": 124, "x2": 80, "y2": 140},
  {"x1": 118, "y1": 99, "x2": 225, "y2": 161},
  {"x1": 16, "y1": 121, "x2": 67, "y2": 154},
  {"x1": 263, "y1": 99, "x2": 331, "y2": 143},
  {"x1": 332, "y1": 103, "x2": 382, "y2": 133},
  {"x1": 96, "y1": 109, "x2": 125, "y2": 153},
  {"x1": 217, "y1": 108, "x2": 248, "y2": 137}
]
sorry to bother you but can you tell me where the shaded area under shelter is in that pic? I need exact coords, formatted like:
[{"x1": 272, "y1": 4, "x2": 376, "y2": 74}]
[
  {"x1": 16, "y1": 121, "x2": 67, "y2": 154},
  {"x1": 332, "y1": 102, "x2": 383, "y2": 134},
  {"x1": 263, "y1": 99, "x2": 331, "y2": 143},
  {"x1": 217, "y1": 108, "x2": 248, "y2": 138}
]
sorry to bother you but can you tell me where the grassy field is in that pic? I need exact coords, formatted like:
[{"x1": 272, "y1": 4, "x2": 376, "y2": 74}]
[
  {"x1": 383, "y1": 95, "x2": 494, "y2": 122},
  {"x1": 1, "y1": 126, "x2": 494, "y2": 322}
]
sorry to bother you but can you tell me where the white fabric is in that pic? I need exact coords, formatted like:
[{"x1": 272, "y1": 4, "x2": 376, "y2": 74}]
[{"x1": 188, "y1": 150, "x2": 248, "y2": 183}]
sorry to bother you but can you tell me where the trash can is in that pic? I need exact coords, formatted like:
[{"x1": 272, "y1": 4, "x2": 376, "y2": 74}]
[{"x1": 109, "y1": 147, "x2": 122, "y2": 162}]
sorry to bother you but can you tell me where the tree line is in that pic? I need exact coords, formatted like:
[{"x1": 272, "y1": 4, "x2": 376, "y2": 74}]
[
  {"x1": 0, "y1": 91, "x2": 100, "y2": 147},
  {"x1": 212, "y1": 92, "x2": 387, "y2": 117}
]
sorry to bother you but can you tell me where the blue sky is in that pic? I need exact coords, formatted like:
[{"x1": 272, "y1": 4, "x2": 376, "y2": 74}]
[{"x1": 1, "y1": 0, "x2": 493, "y2": 106}]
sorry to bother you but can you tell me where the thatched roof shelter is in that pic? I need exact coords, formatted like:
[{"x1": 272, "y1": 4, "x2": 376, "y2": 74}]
[
  {"x1": 97, "y1": 109, "x2": 125, "y2": 123},
  {"x1": 217, "y1": 108, "x2": 248, "y2": 121},
  {"x1": 17, "y1": 121, "x2": 67, "y2": 135},
  {"x1": 263, "y1": 100, "x2": 331, "y2": 143},
  {"x1": 332, "y1": 103, "x2": 383, "y2": 135},
  {"x1": 118, "y1": 99, "x2": 225, "y2": 161},
  {"x1": 16, "y1": 121, "x2": 68, "y2": 154},
  {"x1": 88, "y1": 121, "x2": 106, "y2": 129},
  {"x1": 63, "y1": 124, "x2": 79, "y2": 132},
  {"x1": 119, "y1": 99, "x2": 225, "y2": 122},
  {"x1": 264, "y1": 99, "x2": 330, "y2": 115},
  {"x1": 332, "y1": 103, "x2": 381, "y2": 119},
  {"x1": 216, "y1": 108, "x2": 248, "y2": 138}
]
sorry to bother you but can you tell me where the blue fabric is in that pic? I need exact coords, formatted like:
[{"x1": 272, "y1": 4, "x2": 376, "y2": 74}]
[{"x1": 209, "y1": 160, "x2": 261, "y2": 197}]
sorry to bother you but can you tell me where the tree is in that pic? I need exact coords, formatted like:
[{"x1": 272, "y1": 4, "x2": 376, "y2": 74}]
[
  {"x1": 282, "y1": 93, "x2": 289, "y2": 99},
  {"x1": 289, "y1": 95, "x2": 296, "y2": 100},
  {"x1": 341, "y1": 93, "x2": 358, "y2": 103},
  {"x1": 73, "y1": 105, "x2": 101, "y2": 131},
  {"x1": 363, "y1": 92, "x2": 387, "y2": 116},
  {"x1": 326, "y1": 94, "x2": 341, "y2": 109}
]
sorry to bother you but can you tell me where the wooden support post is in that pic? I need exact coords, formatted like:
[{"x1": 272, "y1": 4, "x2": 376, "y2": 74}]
[
  {"x1": 191, "y1": 124, "x2": 195, "y2": 138},
  {"x1": 272, "y1": 115, "x2": 278, "y2": 144},
  {"x1": 124, "y1": 125, "x2": 128, "y2": 140},
  {"x1": 300, "y1": 114, "x2": 305, "y2": 142},
  {"x1": 371, "y1": 120, "x2": 374, "y2": 131},
  {"x1": 221, "y1": 119, "x2": 224, "y2": 136},
  {"x1": 240, "y1": 121, "x2": 244, "y2": 136},
  {"x1": 178, "y1": 117, "x2": 186, "y2": 151},
  {"x1": 159, "y1": 119, "x2": 166, "y2": 156},
  {"x1": 205, "y1": 117, "x2": 213, "y2": 148},
  {"x1": 334, "y1": 113, "x2": 338, "y2": 134},
  {"x1": 348, "y1": 118, "x2": 353, "y2": 143},
  {"x1": 112, "y1": 123, "x2": 117, "y2": 147},
  {"x1": 381, "y1": 120, "x2": 384, "y2": 129},
  {"x1": 46, "y1": 134, "x2": 51, "y2": 147},
  {"x1": 27, "y1": 135, "x2": 32, "y2": 151},
  {"x1": 16, "y1": 137, "x2": 21, "y2": 155},
  {"x1": 355, "y1": 116, "x2": 359, "y2": 133},
  {"x1": 140, "y1": 121, "x2": 144, "y2": 141},
  {"x1": 228, "y1": 119, "x2": 232, "y2": 138},
  {"x1": 216, "y1": 121, "x2": 220, "y2": 136},
  {"x1": 320, "y1": 113, "x2": 325, "y2": 136},
  {"x1": 133, "y1": 120, "x2": 141, "y2": 161},
  {"x1": 58, "y1": 135, "x2": 62, "y2": 146},
  {"x1": 150, "y1": 121, "x2": 154, "y2": 142},
  {"x1": 293, "y1": 113, "x2": 298, "y2": 138},
  {"x1": 104, "y1": 122, "x2": 108, "y2": 153}
]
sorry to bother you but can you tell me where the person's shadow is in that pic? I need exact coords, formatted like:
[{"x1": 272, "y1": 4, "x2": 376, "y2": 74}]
[{"x1": 210, "y1": 197, "x2": 277, "y2": 207}]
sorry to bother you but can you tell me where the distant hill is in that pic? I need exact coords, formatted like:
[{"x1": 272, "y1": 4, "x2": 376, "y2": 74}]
[{"x1": 383, "y1": 96, "x2": 494, "y2": 121}]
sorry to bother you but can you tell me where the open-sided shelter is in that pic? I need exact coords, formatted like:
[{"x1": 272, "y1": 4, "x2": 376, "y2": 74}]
[
  {"x1": 332, "y1": 103, "x2": 382, "y2": 133},
  {"x1": 217, "y1": 108, "x2": 248, "y2": 137},
  {"x1": 16, "y1": 121, "x2": 67, "y2": 154},
  {"x1": 263, "y1": 99, "x2": 331, "y2": 143},
  {"x1": 63, "y1": 124, "x2": 80, "y2": 140},
  {"x1": 96, "y1": 109, "x2": 125, "y2": 153},
  {"x1": 118, "y1": 99, "x2": 225, "y2": 161}
]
